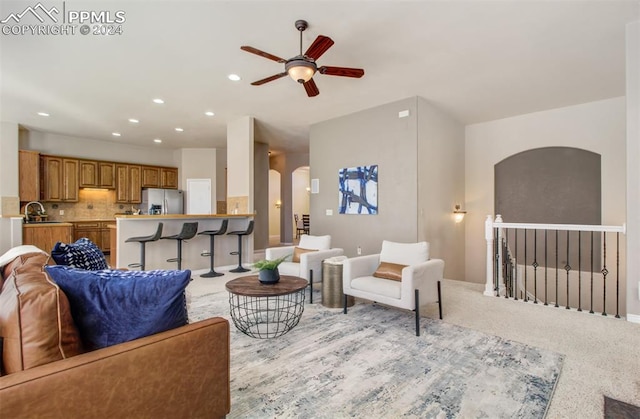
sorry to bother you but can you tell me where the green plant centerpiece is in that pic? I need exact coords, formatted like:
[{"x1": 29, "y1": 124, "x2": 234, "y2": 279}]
[{"x1": 253, "y1": 255, "x2": 290, "y2": 284}]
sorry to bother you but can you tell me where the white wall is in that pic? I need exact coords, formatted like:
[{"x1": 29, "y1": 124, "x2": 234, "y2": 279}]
[
  {"x1": 465, "y1": 97, "x2": 627, "y2": 284},
  {"x1": 625, "y1": 21, "x2": 640, "y2": 321},
  {"x1": 179, "y1": 148, "x2": 217, "y2": 214},
  {"x1": 226, "y1": 116, "x2": 254, "y2": 212},
  {"x1": 268, "y1": 170, "x2": 281, "y2": 236},
  {"x1": 21, "y1": 130, "x2": 178, "y2": 166}
]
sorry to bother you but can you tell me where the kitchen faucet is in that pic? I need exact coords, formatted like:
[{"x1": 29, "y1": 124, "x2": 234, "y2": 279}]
[{"x1": 24, "y1": 201, "x2": 45, "y2": 221}]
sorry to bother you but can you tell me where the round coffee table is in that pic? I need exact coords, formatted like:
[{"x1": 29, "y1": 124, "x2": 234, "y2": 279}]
[{"x1": 225, "y1": 275, "x2": 308, "y2": 339}]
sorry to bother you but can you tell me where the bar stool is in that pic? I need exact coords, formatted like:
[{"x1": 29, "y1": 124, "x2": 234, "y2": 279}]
[
  {"x1": 162, "y1": 222, "x2": 198, "y2": 270},
  {"x1": 197, "y1": 219, "x2": 228, "y2": 278},
  {"x1": 125, "y1": 223, "x2": 163, "y2": 270},
  {"x1": 228, "y1": 220, "x2": 254, "y2": 273}
]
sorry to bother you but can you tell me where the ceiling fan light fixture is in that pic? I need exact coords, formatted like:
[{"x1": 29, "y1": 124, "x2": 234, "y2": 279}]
[{"x1": 285, "y1": 59, "x2": 316, "y2": 83}]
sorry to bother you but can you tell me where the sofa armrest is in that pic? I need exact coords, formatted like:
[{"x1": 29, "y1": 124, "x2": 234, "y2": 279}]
[
  {"x1": 265, "y1": 246, "x2": 295, "y2": 261},
  {"x1": 402, "y1": 259, "x2": 445, "y2": 304},
  {"x1": 343, "y1": 254, "x2": 381, "y2": 294},
  {"x1": 0, "y1": 317, "x2": 230, "y2": 419}
]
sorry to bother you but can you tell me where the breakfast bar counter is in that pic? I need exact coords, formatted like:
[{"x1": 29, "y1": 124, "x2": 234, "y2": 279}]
[{"x1": 114, "y1": 214, "x2": 255, "y2": 271}]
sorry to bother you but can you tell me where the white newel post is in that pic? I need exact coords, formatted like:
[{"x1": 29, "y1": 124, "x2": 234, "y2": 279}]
[{"x1": 484, "y1": 215, "x2": 495, "y2": 296}]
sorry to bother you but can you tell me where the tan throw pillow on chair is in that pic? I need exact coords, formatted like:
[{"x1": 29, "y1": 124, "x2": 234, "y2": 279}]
[
  {"x1": 292, "y1": 247, "x2": 317, "y2": 263},
  {"x1": 373, "y1": 261, "x2": 407, "y2": 281}
]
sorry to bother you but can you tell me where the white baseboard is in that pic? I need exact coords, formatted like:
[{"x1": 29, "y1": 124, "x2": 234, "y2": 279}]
[{"x1": 626, "y1": 313, "x2": 640, "y2": 324}]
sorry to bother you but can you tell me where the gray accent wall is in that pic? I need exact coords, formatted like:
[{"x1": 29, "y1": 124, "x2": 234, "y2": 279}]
[{"x1": 310, "y1": 97, "x2": 465, "y2": 280}]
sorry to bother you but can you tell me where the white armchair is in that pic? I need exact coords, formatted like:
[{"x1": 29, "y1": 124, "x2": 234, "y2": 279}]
[
  {"x1": 265, "y1": 235, "x2": 344, "y2": 303},
  {"x1": 342, "y1": 240, "x2": 444, "y2": 336}
]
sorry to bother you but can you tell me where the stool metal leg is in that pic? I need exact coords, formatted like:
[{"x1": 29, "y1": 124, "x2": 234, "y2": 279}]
[
  {"x1": 229, "y1": 234, "x2": 250, "y2": 273},
  {"x1": 201, "y1": 234, "x2": 224, "y2": 278}
]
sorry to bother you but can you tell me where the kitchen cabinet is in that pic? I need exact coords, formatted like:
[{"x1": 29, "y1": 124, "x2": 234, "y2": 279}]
[
  {"x1": 161, "y1": 167, "x2": 179, "y2": 189},
  {"x1": 72, "y1": 221, "x2": 113, "y2": 253},
  {"x1": 79, "y1": 160, "x2": 98, "y2": 187},
  {"x1": 116, "y1": 164, "x2": 142, "y2": 203},
  {"x1": 79, "y1": 160, "x2": 116, "y2": 189},
  {"x1": 142, "y1": 166, "x2": 161, "y2": 188},
  {"x1": 19, "y1": 150, "x2": 40, "y2": 202},
  {"x1": 23, "y1": 224, "x2": 73, "y2": 253},
  {"x1": 98, "y1": 162, "x2": 115, "y2": 189},
  {"x1": 40, "y1": 156, "x2": 79, "y2": 202}
]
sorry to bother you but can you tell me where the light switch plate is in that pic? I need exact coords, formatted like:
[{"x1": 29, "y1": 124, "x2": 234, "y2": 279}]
[{"x1": 326, "y1": 209, "x2": 333, "y2": 216}]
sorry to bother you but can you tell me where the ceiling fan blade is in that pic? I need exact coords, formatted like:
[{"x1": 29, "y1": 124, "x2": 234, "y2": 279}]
[
  {"x1": 318, "y1": 66, "x2": 365, "y2": 78},
  {"x1": 304, "y1": 35, "x2": 334, "y2": 60},
  {"x1": 303, "y1": 78, "x2": 320, "y2": 97},
  {"x1": 251, "y1": 72, "x2": 288, "y2": 86},
  {"x1": 241, "y1": 46, "x2": 286, "y2": 63}
]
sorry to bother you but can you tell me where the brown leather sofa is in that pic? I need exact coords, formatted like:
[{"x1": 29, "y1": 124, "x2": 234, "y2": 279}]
[
  {"x1": 0, "y1": 247, "x2": 231, "y2": 418},
  {"x1": 0, "y1": 317, "x2": 231, "y2": 418}
]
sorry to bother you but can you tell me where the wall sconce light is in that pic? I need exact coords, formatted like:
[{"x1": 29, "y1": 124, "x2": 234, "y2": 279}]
[
  {"x1": 453, "y1": 204, "x2": 467, "y2": 223},
  {"x1": 275, "y1": 200, "x2": 282, "y2": 209}
]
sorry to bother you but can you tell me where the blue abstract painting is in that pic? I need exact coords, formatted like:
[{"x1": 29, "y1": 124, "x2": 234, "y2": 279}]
[{"x1": 338, "y1": 165, "x2": 378, "y2": 214}]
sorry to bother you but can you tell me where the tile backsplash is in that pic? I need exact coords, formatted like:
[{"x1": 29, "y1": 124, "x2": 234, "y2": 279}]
[{"x1": 40, "y1": 189, "x2": 139, "y2": 221}]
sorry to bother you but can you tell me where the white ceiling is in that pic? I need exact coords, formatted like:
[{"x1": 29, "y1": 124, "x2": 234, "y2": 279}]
[{"x1": 1, "y1": 1, "x2": 638, "y2": 153}]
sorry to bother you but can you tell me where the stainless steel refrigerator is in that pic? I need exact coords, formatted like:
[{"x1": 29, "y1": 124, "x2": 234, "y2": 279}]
[{"x1": 141, "y1": 188, "x2": 184, "y2": 214}]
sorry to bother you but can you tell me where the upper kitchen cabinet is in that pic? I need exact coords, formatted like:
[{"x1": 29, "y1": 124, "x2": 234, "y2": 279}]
[
  {"x1": 116, "y1": 164, "x2": 142, "y2": 203},
  {"x1": 161, "y1": 167, "x2": 179, "y2": 189},
  {"x1": 79, "y1": 160, "x2": 98, "y2": 187},
  {"x1": 40, "y1": 155, "x2": 79, "y2": 202},
  {"x1": 98, "y1": 162, "x2": 116, "y2": 189},
  {"x1": 80, "y1": 160, "x2": 116, "y2": 189},
  {"x1": 19, "y1": 150, "x2": 40, "y2": 202},
  {"x1": 141, "y1": 166, "x2": 161, "y2": 188}
]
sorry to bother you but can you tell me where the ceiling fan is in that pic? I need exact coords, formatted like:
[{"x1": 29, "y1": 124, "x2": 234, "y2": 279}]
[{"x1": 240, "y1": 19, "x2": 365, "y2": 97}]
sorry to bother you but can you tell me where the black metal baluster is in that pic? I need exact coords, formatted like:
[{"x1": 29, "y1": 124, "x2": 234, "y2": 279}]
[
  {"x1": 578, "y1": 231, "x2": 582, "y2": 312},
  {"x1": 533, "y1": 230, "x2": 538, "y2": 303},
  {"x1": 514, "y1": 229, "x2": 518, "y2": 301},
  {"x1": 590, "y1": 231, "x2": 594, "y2": 314},
  {"x1": 565, "y1": 230, "x2": 571, "y2": 309},
  {"x1": 602, "y1": 233, "x2": 608, "y2": 316},
  {"x1": 555, "y1": 230, "x2": 559, "y2": 308},
  {"x1": 616, "y1": 232, "x2": 620, "y2": 318},
  {"x1": 544, "y1": 229, "x2": 548, "y2": 305}
]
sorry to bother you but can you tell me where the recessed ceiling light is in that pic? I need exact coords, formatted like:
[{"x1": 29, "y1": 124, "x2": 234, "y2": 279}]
[
  {"x1": 205, "y1": 111, "x2": 215, "y2": 117},
  {"x1": 37, "y1": 112, "x2": 50, "y2": 117},
  {"x1": 112, "y1": 132, "x2": 121, "y2": 137},
  {"x1": 128, "y1": 118, "x2": 139, "y2": 123},
  {"x1": 152, "y1": 98, "x2": 164, "y2": 104},
  {"x1": 228, "y1": 74, "x2": 241, "y2": 81},
  {"x1": 153, "y1": 138, "x2": 162, "y2": 143},
  {"x1": 175, "y1": 127, "x2": 184, "y2": 132}
]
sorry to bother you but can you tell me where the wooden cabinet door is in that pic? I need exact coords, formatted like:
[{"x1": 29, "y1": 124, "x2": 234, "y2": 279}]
[
  {"x1": 23, "y1": 225, "x2": 73, "y2": 253},
  {"x1": 129, "y1": 165, "x2": 142, "y2": 203},
  {"x1": 62, "y1": 159, "x2": 79, "y2": 201},
  {"x1": 73, "y1": 222, "x2": 101, "y2": 249},
  {"x1": 41, "y1": 156, "x2": 63, "y2": 201},
  {"x1": 161, "y1": 167, "x2": 178, "y2": 189},
  {"x1": 79, "y1": 160, "x2": 98, "y2": 187},
  {"x1": 142, "y1": 166, "x2": 160, "y2": 188},
  {"x1": 115, "y1": 164, "x2": 129, "y2": 203},
  {"x1": 19, "y1": 150, "x2": 40, "y2": 202},
  {"x1": 101, "y1": 229, "x2": 111, "y2": 252},
  {"x1": 99, "y1": 162, "x2": 115, "y2": 189}
]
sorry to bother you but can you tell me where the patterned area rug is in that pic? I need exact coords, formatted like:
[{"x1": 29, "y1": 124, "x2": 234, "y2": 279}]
[{"x1": 189, "y1": 292, "x2": 563, "y2": 419}]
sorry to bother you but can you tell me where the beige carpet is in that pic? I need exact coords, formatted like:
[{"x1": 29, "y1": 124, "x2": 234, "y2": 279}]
[{"x1": 187, "y1": 267, "x2": 640, "y2": 418}]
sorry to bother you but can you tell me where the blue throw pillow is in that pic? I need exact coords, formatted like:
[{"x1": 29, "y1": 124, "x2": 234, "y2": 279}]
[
  {"x1": 51, "y1": 238, "x2": 109, "y2": 270},
  {"x1": 45, "y1": 265, "x2": 190, "y2": 350}
]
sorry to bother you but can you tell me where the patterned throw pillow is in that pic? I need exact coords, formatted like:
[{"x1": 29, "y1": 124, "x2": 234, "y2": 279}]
[
  {"x1": 45, "y1": 266, "x2": 190, "y2": 351},
  {"x1": 51, "y1": 238, "x2": 109, "y2": 270}
]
